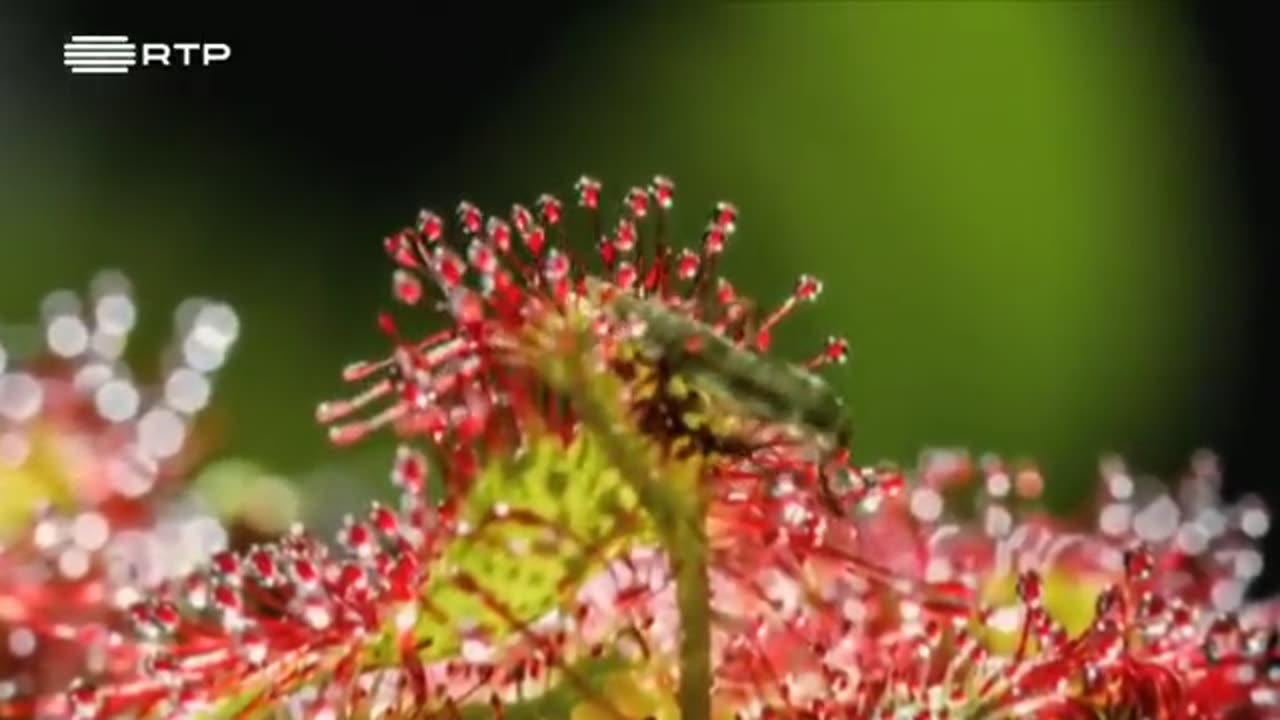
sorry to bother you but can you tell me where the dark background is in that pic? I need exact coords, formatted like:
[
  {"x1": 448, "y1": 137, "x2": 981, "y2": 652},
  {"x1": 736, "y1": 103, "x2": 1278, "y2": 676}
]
[
  {"x1": 1, "y1": 2, "x2": 1273, "y2": 587},
  {"x1": 1177, "y1": 2, "x2": 1272, "y2": 590}
]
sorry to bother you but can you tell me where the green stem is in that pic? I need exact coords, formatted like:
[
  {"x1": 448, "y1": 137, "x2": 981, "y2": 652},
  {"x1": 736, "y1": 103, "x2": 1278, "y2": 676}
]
[
  {"x1": 556, "y1": 330, "x2": 714, "y2": 719},
  {"x1": 673, "y1": 510, "x2": 712, "y2": 720}
]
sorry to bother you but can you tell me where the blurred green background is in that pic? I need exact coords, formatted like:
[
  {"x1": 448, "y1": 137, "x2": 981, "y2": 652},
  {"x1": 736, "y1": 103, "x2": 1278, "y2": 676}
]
[{"x1": 0, "y1": 3, "x2": 1250, "y2": 516}]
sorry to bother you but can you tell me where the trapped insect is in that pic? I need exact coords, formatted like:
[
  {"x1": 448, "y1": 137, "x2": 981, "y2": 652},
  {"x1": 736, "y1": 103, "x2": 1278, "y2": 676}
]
[
  {"x1": 591, "y1": 277, "x2": 856, "y2": 516},
  {"x1": 605, "y1": 282, "x2": 852, "y2": 454}
]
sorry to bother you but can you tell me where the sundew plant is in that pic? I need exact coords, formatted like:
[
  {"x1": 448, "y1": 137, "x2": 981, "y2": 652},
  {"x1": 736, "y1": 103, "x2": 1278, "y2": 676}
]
[
  {"x1": 2, "y1": 176, "x2": 1279, "y2": 719},
  {"x1": 0, "y1": 274, "x2": 240, "y2": 710}
]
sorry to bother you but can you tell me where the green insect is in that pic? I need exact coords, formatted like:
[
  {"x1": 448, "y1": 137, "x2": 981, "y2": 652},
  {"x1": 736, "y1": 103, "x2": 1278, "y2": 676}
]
[{"x1": 599, "y1": 281, "x2": 853, "y2": 459}]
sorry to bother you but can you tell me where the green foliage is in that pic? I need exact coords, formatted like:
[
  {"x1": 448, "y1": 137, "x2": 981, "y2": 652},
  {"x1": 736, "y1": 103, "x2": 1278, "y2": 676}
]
[{"x1": 410, "y1": 426, "x2": 652, "y2": 659}]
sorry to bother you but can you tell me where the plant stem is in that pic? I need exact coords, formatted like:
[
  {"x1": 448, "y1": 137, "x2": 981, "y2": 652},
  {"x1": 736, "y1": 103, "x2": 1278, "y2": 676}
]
[
  {"x1": 674, "y1": 511, "x2": 712, "y2": 720},
  {"x1": 556, "y1": 329, "x2": 714, "y2": 718}
]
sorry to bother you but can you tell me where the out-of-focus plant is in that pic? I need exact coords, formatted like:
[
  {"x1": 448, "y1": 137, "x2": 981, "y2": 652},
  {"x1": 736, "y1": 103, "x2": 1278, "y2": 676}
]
[
  {"x1": 6, "y1": 179, "x2": 1280, "y2": 719},
  {"x1": 0, "y1": 273, "x2": 265, "y2": 712}
]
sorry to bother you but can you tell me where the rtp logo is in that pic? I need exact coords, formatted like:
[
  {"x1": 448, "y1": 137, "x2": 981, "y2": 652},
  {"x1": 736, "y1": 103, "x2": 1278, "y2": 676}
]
[{"x1": 63, "y1": 35, "x2": 231, "y2": 75}]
